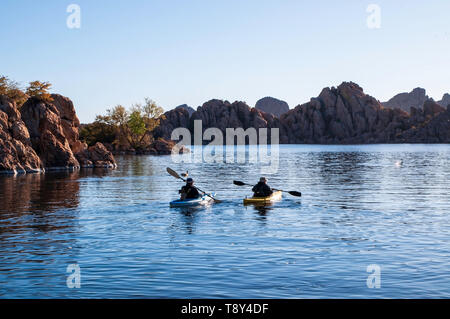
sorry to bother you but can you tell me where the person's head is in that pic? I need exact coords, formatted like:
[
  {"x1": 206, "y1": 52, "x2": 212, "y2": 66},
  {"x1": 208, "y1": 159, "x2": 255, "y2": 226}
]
[
  {"x1": 186, "y1": 178, "x2": 194, "y2": 185},
  {"x1": 259, "y1": 177, "x2": 267, "y2": 184}
]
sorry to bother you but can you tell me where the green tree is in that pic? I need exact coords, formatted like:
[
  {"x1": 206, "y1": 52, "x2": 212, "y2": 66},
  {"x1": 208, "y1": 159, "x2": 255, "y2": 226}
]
[
  {"x1": 79, "y1": 122, "x2": 116, "y2": 146},
  {"x1": 26, "y1": 80, "x2": 53, "y2": 102},
  {"x1": 132, "y1": 98, "x2": 165, "y2": 134},
  {"x1": 126, "y1": 111, "x2": 147, "y2": 149},
  {"x1": 82, "y1": 98, "x2": 165, "y2": 152},
  {"x1": 0, "y1": 75, "x2": 28, "y2": 107}
]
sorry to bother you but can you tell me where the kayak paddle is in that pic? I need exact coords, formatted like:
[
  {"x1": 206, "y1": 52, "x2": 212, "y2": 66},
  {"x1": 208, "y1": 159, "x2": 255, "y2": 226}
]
[
  {"x1": 233, "y1": 180, "x2": 302, "y2": 197},
  {"x1": 167, "y1": 167, "x2": 222, "y2": 203}
]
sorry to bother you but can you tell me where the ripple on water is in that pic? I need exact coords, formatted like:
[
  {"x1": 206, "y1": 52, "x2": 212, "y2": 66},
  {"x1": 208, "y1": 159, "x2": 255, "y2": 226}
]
[{"x1": 0, "y1": 145, "x2": 449, "y2": 298}]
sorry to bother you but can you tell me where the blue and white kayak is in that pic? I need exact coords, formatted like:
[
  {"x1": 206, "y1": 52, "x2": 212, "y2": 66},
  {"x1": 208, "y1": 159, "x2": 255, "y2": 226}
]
[{"x1": 169, "y1": 193, "x2": 215, "y2": 208}]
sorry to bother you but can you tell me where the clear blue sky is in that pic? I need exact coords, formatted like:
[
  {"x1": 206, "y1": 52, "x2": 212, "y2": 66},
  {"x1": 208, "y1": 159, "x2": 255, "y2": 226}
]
[{"x1": 1, "y1": 0, "x2": 449, "y2": 122}]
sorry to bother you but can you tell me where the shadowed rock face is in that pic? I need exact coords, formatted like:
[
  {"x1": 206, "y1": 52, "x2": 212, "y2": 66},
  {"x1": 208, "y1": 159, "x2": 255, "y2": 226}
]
[
  {"x1": 279, "y1": 82, "x2": 414, "y2": 143},
  {"x1": 280, "y1": 82, "x2": 449, "y2": 143},
  {"x1": 153, "y1": 107, "x2": 192, "y2": 141},
  {"x1": 154, "y1": 82, "x2": 450, "y2": 144},
  {"x1": 189, "y1": 99, "x2": 281, "y2": 144},
  {"x1": 382, "y1": 88, "x2": 428, "y2": 113},
  {"x1": 0, "y1": 96, "x2": 43, "y2": 174},
  {"x1": 438, "y1": 93, "x2": 450, "y2": 108},
  {"x1": 175, "y1": 104, "x2": 195, "y2": 116},
  {"x1": 255, "y1": 97, "x2": 289, "y2": 117},
  {"x1": 398, "y1": 101, "x2": 449, "y2": 143}
]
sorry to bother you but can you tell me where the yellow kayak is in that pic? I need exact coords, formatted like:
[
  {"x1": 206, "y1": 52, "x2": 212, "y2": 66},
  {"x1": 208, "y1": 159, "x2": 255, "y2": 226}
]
[{"x1": 243, "y1": 191, "x2": 282, "y2": 205}]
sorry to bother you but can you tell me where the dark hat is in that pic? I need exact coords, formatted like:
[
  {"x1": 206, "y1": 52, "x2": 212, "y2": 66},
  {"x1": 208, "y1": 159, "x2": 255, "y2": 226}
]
[{"x1": 186, "y1": 178, "x2": 194, "y2": 183}]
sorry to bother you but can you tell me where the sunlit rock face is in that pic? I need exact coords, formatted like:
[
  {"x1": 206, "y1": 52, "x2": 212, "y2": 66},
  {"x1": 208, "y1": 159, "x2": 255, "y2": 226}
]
[
  {"x1": 0, "y1": 94, "x2": 116, "y2": 174},
  {"x1": 0, "y1": 95, "x2": 43, "y2": 174}
]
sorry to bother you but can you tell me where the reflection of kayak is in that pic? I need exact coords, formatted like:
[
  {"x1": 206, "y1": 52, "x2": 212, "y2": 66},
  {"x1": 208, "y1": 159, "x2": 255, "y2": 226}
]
[
  {"x1": 243, "y1": 191, "x2": 282, "y2": 205},
  {"x1": 170, "y1": 193, "x2": 215, "y2": 208}
]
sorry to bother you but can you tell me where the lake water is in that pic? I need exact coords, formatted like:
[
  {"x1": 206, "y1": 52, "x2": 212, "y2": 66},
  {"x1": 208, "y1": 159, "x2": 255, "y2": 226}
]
[{"x1": 0, "y1": 145, "x2": 449, "y2": 298}]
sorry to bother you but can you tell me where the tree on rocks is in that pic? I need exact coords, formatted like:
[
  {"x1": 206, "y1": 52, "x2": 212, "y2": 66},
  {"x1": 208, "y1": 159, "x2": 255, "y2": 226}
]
[
  {"x1": 26, "y1": 80, "x2": 53, "y2": 102},
  {"x1": 0, "y1": 75, "x2": 28, "y2": 107}
]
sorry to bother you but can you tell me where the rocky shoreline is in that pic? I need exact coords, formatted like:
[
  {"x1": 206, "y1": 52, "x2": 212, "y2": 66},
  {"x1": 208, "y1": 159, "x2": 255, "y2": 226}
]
[
  {"x1": 0, "y1": 94, "x2": 117, "y2": 175},
  {"x1": 2, "y1": 81, "x2": 449, "y2": 174}
]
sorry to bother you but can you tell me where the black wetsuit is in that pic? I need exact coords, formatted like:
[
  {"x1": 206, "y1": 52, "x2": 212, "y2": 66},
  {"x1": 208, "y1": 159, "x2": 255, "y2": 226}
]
[
  {"x1": 180, "y1": 185, "x2": 200, "y2": 199},
  {"x1": 252, "y1": 182, "x2": 273, "y2": 198}
]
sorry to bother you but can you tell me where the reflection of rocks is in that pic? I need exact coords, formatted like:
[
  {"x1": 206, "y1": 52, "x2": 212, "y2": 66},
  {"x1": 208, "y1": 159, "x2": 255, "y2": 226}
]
[
  {"x1": 0, "y1": 172, "x2": 81, "y2": 234},
  {"x1": 0, "y1": 95, "x2": 43, "y2": 174},
  {"x1": 0, "y1": 93, "x2": 116, "y2": 174}
]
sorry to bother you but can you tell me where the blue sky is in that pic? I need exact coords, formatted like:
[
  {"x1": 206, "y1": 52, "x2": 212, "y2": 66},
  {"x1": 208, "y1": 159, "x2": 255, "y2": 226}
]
[{"x1": 1, "y1": 0, "x2": 449, "y2": 122}]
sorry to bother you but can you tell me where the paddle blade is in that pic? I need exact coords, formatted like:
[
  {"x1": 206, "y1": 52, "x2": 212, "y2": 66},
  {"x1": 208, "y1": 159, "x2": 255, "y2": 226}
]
[
  {"x1": 233, "y1": 180, "x2": 246, "y2": 186},
  {"x1": 167, "y1": 167, "x2": 182, "y2": 180},
  {"x1": 288, "y1": 191, "x2": 302, "y2": 197}
]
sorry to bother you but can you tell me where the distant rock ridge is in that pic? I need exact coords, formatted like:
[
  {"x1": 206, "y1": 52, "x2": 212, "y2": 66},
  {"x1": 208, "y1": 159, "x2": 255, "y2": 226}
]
[
  {"x1": 154, "y1": 82, "x2": 450, "y2": 144},
  {"x1": 255, "y1": 97, "x2": 289, "y2": 117},
  {"x1": 382, "y1": 88, "x2": 429, "y2": 113},
  {"x1": 438, "y1": 93, "x2": 450, "y2": 108},
  {"x1": 175, "y1": 104, "x2": 195, "y2": 116},
  {"x1": 0, "y1": 94, "x2": 116, "y2": 175}
]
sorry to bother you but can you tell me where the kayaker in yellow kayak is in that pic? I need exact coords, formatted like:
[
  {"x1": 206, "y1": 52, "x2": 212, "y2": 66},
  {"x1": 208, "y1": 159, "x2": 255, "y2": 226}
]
[
  {"x1": 179, "y1": 177, "x2": 200, "y2": 200},
  {"x1": 252, "y1": 177, "x2": 273, "y2": 198}
]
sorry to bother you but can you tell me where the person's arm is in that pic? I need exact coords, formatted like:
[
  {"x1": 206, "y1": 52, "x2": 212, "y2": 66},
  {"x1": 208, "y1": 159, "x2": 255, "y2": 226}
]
[
  {"x1": 194, "y1": 188, "x2": 200, "y2": 197},
  {"x1": 265, "y1": 184, "x2": 273, "y2": 195}
]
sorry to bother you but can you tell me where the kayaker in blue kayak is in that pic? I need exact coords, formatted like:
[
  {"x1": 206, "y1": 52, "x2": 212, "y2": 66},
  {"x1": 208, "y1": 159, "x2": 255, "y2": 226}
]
[
  {"x1": 179, "y1": 178, "x2": 201, "y2": 200},
  {"x1": 252, "y1": 177, "x2": 273, "y2": 198}
]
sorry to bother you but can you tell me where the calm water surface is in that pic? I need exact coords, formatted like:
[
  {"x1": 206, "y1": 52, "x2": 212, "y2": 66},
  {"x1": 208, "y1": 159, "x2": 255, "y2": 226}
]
[{"x1": 0, "y1": 145, "x2": 449, "y2": 298}]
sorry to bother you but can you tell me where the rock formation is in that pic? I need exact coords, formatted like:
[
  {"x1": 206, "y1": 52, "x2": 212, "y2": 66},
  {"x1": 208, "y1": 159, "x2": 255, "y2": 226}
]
[
  {"x1": 153, "y1": 82, "x2": 450, "y2": 144},
  {"x1": 21, "y1": 96, "x2": 80, "y2": 169},
  {"x1": 190, "y1": 99, "x2": 281, "y2": 144},
  {"x1": 398, "y1": 101, "x2": 449, "y2": 143},
  {"x1": 0, "y1": 95, "x2": 43, "y2": 174},
  {"x1": 438, "y1": 93, "x2": 450, "y2": 108},
  {"x1": 0, "y1": 93, "x2": 116, "y2": 175},
  {"x1": 382, "y1": 88, "x2": 428, "y2": 113},
  {"x1": 175, "y1": 104, "x2": 195, "y2": 116},
  {"x1": 255, "y1": 97, "x2": 289, "y2": 117},
  {"x1": 279, "y1": 82, "x2": 415, "y2": 143},
  {"x1": 153, "y1": 107, "x2": 192, "y2": 141}
]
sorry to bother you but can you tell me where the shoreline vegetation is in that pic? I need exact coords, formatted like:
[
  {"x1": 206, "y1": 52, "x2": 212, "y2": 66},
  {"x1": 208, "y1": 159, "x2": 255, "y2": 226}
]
[{"x1": 1, "y1": 75, "x2": 449, "y2": 175}]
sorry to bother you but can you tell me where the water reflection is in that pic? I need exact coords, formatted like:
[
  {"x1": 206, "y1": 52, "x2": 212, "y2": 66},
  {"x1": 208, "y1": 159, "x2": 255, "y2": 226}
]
[{"x1": 0, "y1": 169, "x2": 112, "y2": 237}]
